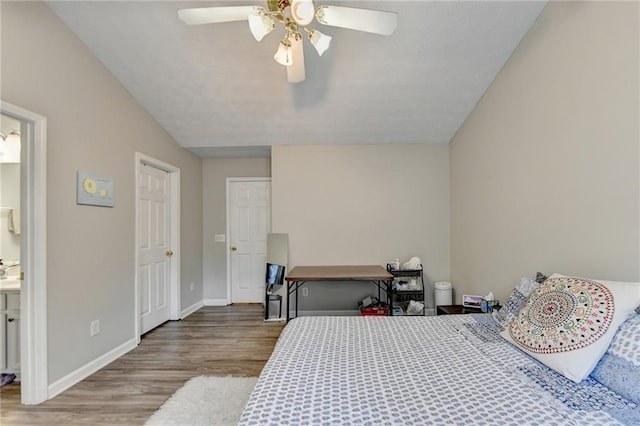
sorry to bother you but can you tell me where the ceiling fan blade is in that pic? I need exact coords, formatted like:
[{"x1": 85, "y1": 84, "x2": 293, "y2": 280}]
[
  {"x1": 287, "y1": 36, "x2": 306, "y2": 83},
  {"x1": 315, "y1": 5, "x2": 397, "y2": 36},
  {"x1": 178, "y1": 6, "x2": 260, "y2": 25}
]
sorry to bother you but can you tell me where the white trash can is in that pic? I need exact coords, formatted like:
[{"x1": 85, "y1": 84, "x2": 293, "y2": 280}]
[{"x1": 434, "y1": 282, "x2": 452, "y2": 306}]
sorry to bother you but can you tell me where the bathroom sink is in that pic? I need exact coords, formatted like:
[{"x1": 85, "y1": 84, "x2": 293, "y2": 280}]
[{"x1": 0, "y1": 276, "x2": 20, "y2": 291}]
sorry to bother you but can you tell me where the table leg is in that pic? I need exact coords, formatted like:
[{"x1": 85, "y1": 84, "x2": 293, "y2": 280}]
[
  {"x1": 384, "y1": 281, "x2": 393, "y2": 316},
  {"x1": 286, "y1": 281, "x2": 290, "y2": 322},
  {"x1": 295, "y1": 282, "x2": 299, "y2": 319}
]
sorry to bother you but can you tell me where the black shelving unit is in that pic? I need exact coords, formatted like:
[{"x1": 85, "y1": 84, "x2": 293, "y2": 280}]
[{"x1": 387, "y1": 264, "x2": 425, "y2": 316}]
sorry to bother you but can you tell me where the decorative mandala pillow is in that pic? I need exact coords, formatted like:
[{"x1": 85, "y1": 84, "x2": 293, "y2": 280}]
[
  {"x1": 501, "y1": 274, "x2": 640, "y2": 383},
  {"x1": 492, "y1": 277, "x2": 539, "y2": 329},
  {"x1": 590, "y1": 312, "x2": 640, "y2": 404}
]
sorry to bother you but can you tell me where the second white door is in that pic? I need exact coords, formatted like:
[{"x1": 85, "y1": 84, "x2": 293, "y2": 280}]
[
  {"x1": 138, "y1": 163, "x2": 172, "y2": 334},
  {"x1": 228, "y1": 179, "x2": 271, "y2": 303}
]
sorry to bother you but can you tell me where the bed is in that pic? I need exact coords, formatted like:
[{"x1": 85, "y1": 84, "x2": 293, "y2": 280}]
[{"x1": 239, "y1": 275, "x2": 640, "y2": 425}]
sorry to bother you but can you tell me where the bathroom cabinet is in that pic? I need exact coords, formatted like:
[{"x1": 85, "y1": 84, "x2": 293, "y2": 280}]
[{"x1": 0, "y1": 290, "x2": 20, "y2": 376}]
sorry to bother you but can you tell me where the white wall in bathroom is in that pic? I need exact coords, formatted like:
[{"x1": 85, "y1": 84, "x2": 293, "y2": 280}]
[{"x1": 0, "y1": 163, "x2": 21, "y2": 261}]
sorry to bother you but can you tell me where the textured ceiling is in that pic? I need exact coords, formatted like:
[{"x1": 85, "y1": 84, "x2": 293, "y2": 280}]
[{"x1": 47, "y1": 1, "x2": 546, "y2": 157}]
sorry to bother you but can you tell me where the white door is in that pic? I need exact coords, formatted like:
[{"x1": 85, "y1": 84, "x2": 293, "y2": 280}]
[
  {"x1": 138, "y1": 163, "x2": 172, "y2": 334},
  {"x1": 228, "y1": 180, "x2": 271, "y2": 303}
]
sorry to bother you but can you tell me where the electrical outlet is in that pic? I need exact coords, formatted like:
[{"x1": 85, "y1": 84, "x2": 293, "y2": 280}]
[
  {"x1": 90, "y1": 320, "x2": 100, "y2": 337},
  {"x1": 302, "y1": 287, "x2": 309, "y2": 297},
  {"x1": 190, "y1": 282, "x2": 195, "y2": 291}
]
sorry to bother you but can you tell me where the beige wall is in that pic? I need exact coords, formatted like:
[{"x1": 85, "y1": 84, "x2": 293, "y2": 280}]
[
  {"x1": 450, "y1": 1, "x2": 640, "y2": 303},
  {"x1": 272, "y1": 144, "x2": 450, "y2": 311},
  {"x1": 1, "y1": 2, "x2": 202, "y2": 383},
  {"x1": 202, "y1": 158, "x2": 271, "y2": 301}
]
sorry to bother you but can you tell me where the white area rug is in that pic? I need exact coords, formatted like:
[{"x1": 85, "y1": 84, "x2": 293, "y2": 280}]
[{"x1": 145, "y1": 376, "x2": 258, "y2": 426}]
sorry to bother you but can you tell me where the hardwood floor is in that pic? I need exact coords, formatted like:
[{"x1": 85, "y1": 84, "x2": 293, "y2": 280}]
[{"x1": 0, "y1": 305, "x2": 284, "y2": 425}]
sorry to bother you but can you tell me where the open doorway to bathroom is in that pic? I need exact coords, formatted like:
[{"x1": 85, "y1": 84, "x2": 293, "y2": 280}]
[
  {"x1": 1, "y1": 102, "x2": 47, "y2": 405},
  {"x1": 0, "y1": 114, "x2": 22, "y2": 388}
]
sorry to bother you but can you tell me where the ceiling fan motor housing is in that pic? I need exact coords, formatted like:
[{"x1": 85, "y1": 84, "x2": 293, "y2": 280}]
[
  {"x1": 268, "y1": 0, "x2": 316, "y2": 27},
  {"x1": 268, "y1": 0, "x2": 290, "y2": 13}
]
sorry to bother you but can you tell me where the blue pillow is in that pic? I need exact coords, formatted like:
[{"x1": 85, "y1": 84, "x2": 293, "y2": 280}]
[{"x1": 590, "y1": 312, "x2": 640, "y2": 404}]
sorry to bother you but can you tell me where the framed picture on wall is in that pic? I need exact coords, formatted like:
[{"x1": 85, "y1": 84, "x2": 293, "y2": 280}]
[
  {"x1": 462, "y1": 294, "x2": 483, "y2": 308},
  {"x1": 77, "y1": 171, "x2": 114, "y2": 207}
]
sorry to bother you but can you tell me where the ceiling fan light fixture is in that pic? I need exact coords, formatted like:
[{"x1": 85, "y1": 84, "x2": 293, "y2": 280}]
[
  {"x1": 274, "y1": 39, "x2": 293, "y2": 66},
  {"x1": 178, "y1": 2, "x2": 398, "y2": 83},
  {"x1": 248, "y1": 13, "x2": 275, "y2": 41},
  {"x1": 290, "y1": 0, "x2": 315, "y2": 26},
  {"x1": 308, "y1": 29, "x2": 331, "y2": 56}
]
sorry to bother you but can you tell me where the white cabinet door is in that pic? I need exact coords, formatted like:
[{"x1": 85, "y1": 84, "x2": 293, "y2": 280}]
[
  {"x1": 1, "y1": 291, "x2": 20, "y2": 374},
  {"x1": 0, "y1": 311, "x2": 6, "y2": 371},
  {"x1": 6, "y1": 311, "x2": 20, "y2": 372}
]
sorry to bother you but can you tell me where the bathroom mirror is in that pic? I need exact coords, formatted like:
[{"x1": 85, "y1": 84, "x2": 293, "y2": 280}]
[{"x1": 0, "y1": 113, "x2": 22, "y2": 264}]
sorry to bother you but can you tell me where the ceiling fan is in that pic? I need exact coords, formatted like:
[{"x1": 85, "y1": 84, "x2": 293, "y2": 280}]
[{"x1": 178, "y1": 0, "x2": 398, "y2": 83}]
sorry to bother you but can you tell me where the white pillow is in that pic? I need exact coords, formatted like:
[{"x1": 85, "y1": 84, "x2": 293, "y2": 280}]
[{"x1": 501, "y1": 273, "x2": 640, "y2": 383}]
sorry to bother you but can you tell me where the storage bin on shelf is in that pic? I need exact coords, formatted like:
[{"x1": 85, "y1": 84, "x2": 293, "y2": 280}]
[{"x1": 360, "y1": 306, "x2": 389, "y2": 316}]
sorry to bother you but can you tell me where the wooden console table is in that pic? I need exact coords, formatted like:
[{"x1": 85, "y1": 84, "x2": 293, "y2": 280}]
[{"x1": 285, "y1": 265, "x2": 393, "y2": 322}]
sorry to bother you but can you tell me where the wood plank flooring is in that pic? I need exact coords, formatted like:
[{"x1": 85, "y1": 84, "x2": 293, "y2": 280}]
[{"x1": 0, "y1": 305, "x2": 284, "y2": 425}]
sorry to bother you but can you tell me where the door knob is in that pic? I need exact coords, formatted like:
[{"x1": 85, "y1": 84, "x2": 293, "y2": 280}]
[
  {"x1": 165, "y1": 250, "x2": 174, "y2": 256},
  {"x1": 231, "y1": 246, "x2": 237, "y2": 251},
  {"x1": 8, "y1": 318, "x2": 15, "y2": 322}
]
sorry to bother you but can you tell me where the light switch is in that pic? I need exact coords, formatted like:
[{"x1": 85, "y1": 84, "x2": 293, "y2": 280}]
[{"x1": 214, "y1": 234, "x2": 226, "y2": 243}]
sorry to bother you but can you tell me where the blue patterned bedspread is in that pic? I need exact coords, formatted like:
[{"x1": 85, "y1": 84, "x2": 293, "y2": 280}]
[{"x1": 239, "y1": 315, "x2": 638, "y2": 425}]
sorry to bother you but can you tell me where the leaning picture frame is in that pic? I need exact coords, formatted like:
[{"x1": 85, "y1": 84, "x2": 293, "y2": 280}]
[{"x1": 462, "y1": 294, "x2": 483, "y2": 308}]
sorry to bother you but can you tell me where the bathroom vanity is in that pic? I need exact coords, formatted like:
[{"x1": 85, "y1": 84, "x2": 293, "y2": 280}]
[{"x1": 0, "y1": 278, "x2": 20, "y2": 378}]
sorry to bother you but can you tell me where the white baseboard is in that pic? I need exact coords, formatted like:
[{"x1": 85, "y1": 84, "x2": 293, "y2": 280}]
[
  {"x1": 203, "y1": 299, "x2": 228, "y2": 306},
  {"x1": 47, "y1": 337, "x2": 137, "y2": 400},
  {"x1": 181, "y1": 300, "x2": 204, "y2": 319}
]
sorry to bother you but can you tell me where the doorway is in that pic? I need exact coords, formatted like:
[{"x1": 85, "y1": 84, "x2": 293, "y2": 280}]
[
  {"x1": 134, "y1": 153, "x2": 180, "y2": 339},
  {"x1": 226, "y1": 178, "x2": 271, "y2": 303},
  {"x1": 0, "y1": 115, "x2": 22, "y2": 381},
  {"x1": 1, "y1": 101, "x2": 47, "y2": 405}
]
